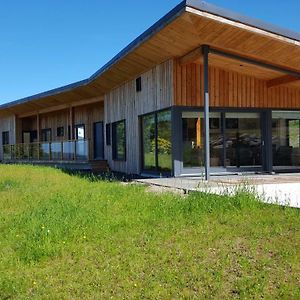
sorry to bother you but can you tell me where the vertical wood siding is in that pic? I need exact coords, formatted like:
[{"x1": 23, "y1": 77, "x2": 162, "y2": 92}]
[
  {"x1": 174, "y1": 60, "x2": 300, "y2": 108},
  {"x1": 104, "y1": 60, "x2": 174, "y2": 174}
]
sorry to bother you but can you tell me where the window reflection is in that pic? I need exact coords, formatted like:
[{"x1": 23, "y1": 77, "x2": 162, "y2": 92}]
[{"x1": 272, "y1": 111, "x2": 300, "y2": 169}]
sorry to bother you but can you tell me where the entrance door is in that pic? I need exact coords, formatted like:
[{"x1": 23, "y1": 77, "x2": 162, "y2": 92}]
[
  {"x1": 22, "y1": 130, "x2": 37, "y2": 143},
  {"x1": 93, "y1": 122, "x2": 104, "y2": 159}
]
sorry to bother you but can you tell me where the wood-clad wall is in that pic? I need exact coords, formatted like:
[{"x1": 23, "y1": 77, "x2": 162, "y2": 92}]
[
  {"x1": 40, "y1": 110, "x2": 69, "y2": 141},
  {"x1": 174, "y1": 60, "x2": 300, "y2": 108},
  {"x1": 74, "y1": 102, "x2": 104, "y2": 159},
  {"x1": 0, "y1": 116, "x2": 16, "y2": 160},
  {"x1": 104, "y1": 59, "x2": 174, "y2": 174},
  {"x1": 16, "y1": 101, "x2": 104, "y2": 159}
]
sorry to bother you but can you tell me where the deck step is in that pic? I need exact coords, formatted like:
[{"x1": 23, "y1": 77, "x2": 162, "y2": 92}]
[{"x1": 89, "y1": 160, "x2": 110, "y2": 173}]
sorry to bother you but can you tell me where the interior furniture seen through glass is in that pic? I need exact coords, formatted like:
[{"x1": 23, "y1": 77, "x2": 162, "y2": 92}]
[
  {"x1": 182, "y1": 111, "x2": 262, "y2": 172},
  {"x1": 225, "y1": 113, "x2": 261, "y2": 168},
  {"x1": 182, "y1": 112, "x2": 223, "y2": 169},
  {"x1": 272, "y1": 111, "x2": 300, "y2": 170}
]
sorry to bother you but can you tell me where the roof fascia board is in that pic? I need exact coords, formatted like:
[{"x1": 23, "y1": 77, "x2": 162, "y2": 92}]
[{"x1": 186, "y1": 0, "x2": 300, "y2": 43}]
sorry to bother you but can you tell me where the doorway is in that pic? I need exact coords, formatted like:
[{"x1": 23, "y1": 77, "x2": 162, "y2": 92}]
[{"x1": 93, "y1": 122, "x2": 104, "y2": 159}]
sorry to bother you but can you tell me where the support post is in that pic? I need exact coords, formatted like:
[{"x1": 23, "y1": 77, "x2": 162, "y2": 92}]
[
  {"x1": 37, "y1": 113, "x2": 40, "y2": 160},
  {"x1": 202, "y1": 45, "x2": 210, "y2": 181},
  {"x1": 69, "y1": 106, "x2": 74, "y2": 140}
]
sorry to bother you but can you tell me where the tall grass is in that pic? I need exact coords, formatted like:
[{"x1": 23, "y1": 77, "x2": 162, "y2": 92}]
[{"x1": 0, "y1": 165, "x2": 299, "y2": 299}]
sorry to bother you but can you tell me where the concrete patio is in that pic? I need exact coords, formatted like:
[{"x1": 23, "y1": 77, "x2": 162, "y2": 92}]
[{"x1": 136, "y1": 174, "x2": 300, "y2": 209}]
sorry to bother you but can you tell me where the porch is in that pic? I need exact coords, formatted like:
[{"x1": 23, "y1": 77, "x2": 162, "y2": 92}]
[
  {"x1": 2, "y1": 140, "x2": 109, "y2": 172},
  {"x1": 2, "y1": 139, "x2": 89, "y2": 162}
]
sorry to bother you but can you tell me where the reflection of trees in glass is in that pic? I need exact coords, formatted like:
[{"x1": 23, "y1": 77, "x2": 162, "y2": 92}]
[
  {"x1": 112, "y1": 121, "x2": 126, "y2": 160},
  {"x1": 142, "y1": 110, "x2": 172, "y2": 172},
  {"x1": 143, "y1": 115, "x2": 156, "y2": 170},
  {"x1": 116, "y1": 121, "x2": 125, "y2": 159},
  {"x1": 157, "y1": 111, "x2": 172, "y2": 171}
]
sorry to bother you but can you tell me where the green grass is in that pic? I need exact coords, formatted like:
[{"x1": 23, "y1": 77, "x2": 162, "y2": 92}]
[{"x1": 0, "y1": 165, "x2": 299, "y2": 299}]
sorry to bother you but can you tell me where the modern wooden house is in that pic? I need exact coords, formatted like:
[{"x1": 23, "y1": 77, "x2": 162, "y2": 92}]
[{"x1": 1, "y1": 0, "x2": 300, "y2": 178}]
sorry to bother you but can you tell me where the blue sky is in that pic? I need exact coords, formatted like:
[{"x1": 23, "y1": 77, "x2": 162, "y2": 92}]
[{"x1": 1, "y1": 0, "x2": 299, "y2": 105}]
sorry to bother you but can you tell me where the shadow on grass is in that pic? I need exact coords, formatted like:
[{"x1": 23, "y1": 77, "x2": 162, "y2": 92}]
[{"x1": 61, "y1": 169, "x2": 145, "y2": 183}]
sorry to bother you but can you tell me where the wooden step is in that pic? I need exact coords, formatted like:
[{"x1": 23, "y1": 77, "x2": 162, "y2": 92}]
[{"x1": 89, "y1": 160, "x2": 110, "y2": 173}]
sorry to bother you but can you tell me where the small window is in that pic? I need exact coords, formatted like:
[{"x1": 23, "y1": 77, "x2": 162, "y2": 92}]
[
  {"x1": 112, "y1": 120, "x2": 126, "y2": 161},
  {"x1": 41, "y1": 129, "x2": 52, "y2": 142},
  {"x1": 2, "y1": 131, "x2": 9, "y2": 145},
  {"x1": 106, "y1": 123, "x2": 111, "y2": 146},
  {"x1": 75, "y1": 124, "x2": 85, "y2": 140},
  {"x1": 57, "y1": 127, "x2": 64, "y2": 137},
  {"x1": 136, "y1": 77, "x2": 142, "y2": 92}
]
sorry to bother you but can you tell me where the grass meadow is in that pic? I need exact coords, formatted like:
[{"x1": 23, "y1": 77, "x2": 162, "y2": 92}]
[{"x1": 0, "y1": 165, "x2": 299, "y2": 299}]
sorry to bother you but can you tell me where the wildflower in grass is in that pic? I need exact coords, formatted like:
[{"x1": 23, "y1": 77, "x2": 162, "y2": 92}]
[
  {"x1": 41, "y1": 225, "x2": 45, "y2": 229},
  {"x1": 33, "y1": 281, "x2": 37, "y2": 285}
]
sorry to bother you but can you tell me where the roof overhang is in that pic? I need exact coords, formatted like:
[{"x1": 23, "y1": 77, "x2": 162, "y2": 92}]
[{"x1": 1, "y1": 0, "x2": 300, "y2": 117}]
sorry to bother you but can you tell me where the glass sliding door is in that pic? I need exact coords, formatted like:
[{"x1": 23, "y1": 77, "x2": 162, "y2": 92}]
[
  {"x1": 141, "y1": 110, "x2": 172, "y2": 174},
  {"x1": 181, "y1": 112, "x2": 224, "y2": 173},
  {"x1": 181, "y1": 111, "x2": 263, "y2": 175},
  {"x1": 272, "y1": 111, "x2": 300, "y2": 170},
  {"x1": 225, "y1": 113, "x2": 262, "y2": 169}
]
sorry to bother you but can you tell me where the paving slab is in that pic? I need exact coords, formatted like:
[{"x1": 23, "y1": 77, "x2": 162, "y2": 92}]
[{"x1": 136, "y1": 174, "x2": 300, "y2": 209}]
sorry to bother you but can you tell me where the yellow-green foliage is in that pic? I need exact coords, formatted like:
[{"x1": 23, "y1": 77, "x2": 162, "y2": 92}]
[{"x1": 0, "y1": 165, "x2": 299, "y2": 299}]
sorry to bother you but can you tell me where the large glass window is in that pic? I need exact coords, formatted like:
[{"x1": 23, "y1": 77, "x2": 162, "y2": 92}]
[
  {"x1": 157, "y1": 111, "x2": 172, "y2": 172},
  {"x1": 182, "y1": 112, "x2": 223, "y2": 169},
  {"x1": 142, "y1": 114, "x2": 156, "y2": 171},
  {"x1": 112, "y1": 120, "x2": 126, "y2": 161},
  {"x1": 181, "y1": 111, "x2": 262, "y2": 171},
  {"x1": 272, "y1": 111, "x2": 300, "y2": 169},
  {"x1": 142, "y1": 110, "x2": 172, "y2": 173},
  {"x1": 225, "y1": 113, "x2": 261, "y2": 168}
]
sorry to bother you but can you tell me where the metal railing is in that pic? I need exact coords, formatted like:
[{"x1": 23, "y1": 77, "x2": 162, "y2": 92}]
[{"x1": 2, "y1": 139, "x2": 89, "y2": 162}]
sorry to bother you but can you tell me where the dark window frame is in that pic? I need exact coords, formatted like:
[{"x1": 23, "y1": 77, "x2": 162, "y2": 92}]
[
  {"x1": 57, "y1": 126, "x2": 65, "y2": 137},
  {"x1": 136, "y1": 77, "x2": 142, "y2": 92},
  {"x1": 106, "y1": 123, "x2": 111, "y2": 146},
  {"x1": 75, "y1": 124, "x2": 86, "y2": 140},
  {"x1": 2, "y1": 131, "x2": 9, "y2": 145},
  {"x1": 41, "y1": 128, "x2": 52, "y2": 142},
  {"x1": 112, "y1": 120, "x2": 126, "y2": 161},
  {"x1": 140, "y1": 108, "x2": 172, "y2": 175}
]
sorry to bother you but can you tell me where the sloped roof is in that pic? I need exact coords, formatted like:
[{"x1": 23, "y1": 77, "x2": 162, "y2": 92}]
[{"x1": 1, "y1": 0, "x2": 300, "y2": 116}]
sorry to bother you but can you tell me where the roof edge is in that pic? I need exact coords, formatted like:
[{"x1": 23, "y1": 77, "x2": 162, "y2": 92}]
[
  {"x1": 186, "y1": 0, "x2": 300, "y2": 42},
  {"x1": 1, "y1": 0, "x2": 300, "y2": 112},
  {"x1": 0, "y1": 1, "x2": 187, "y2": 111}
]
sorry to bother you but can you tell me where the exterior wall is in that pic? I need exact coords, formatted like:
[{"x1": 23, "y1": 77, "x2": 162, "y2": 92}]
[
  {"x1": 13, "y1": 101, "x2": 104, "y2": 160},
  {"x1": 0, "y1": 115, "x2": 16, "y2": 160},
  {"x1": 73, "y1": 102, "x2": 104, "y2": 159},
  {"x1": 174, "y1": 60, "x2": 300, "y2": 108},
  {"x1": 104, "y1": 59, "x2": 174, "y2": 174},
  {"x1": 40, "y1": 110, "x2": 69, "y2": 141}
]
